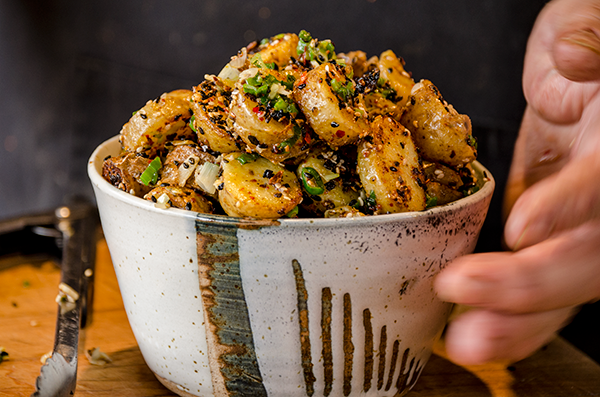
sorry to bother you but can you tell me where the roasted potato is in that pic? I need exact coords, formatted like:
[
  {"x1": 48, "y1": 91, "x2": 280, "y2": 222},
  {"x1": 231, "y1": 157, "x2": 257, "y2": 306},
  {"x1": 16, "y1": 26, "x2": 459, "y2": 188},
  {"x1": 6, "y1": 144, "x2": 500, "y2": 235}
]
[
  {"x1": 251, "y1": 33, "x2": 300, "y2": 68},
  {"x1": 374, "y1": 50, "x2": 414, "y2": 108},
  {"x1": 217, "y1": 152, "x2": 302, "y2": 218},
  {"x1": 357, "y1": 116, "x2": 426, "y2": 213},
  {"x1": 120, "y1": 90, "x2": 196, "y2": 155},
  {"x1": 191, "y1": 79, "x2": 242, "y2": 154},
  {"x1": 229, "y1": 68, "x2": 310, "y2": 163},
  {"x1": 400, "y1": 79, "x2": 477, "y2": 168},
  {"x1": 102, "y1": 151, "x2": 155, "y2": 196},
  {"x1": 293, "y1": 62, "x2": 370, "y2": 148}
]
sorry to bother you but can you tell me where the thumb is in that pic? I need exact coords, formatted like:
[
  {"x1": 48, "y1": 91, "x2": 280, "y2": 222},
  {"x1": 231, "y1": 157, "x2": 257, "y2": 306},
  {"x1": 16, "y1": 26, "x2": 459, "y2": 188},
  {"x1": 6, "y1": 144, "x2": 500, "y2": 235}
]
[
  {"x1": 504, "y1": 153, "x2": 600, "y2": 250},
  {"x1": 552, "y1": 1, "x2": 600, "y2": 82}
]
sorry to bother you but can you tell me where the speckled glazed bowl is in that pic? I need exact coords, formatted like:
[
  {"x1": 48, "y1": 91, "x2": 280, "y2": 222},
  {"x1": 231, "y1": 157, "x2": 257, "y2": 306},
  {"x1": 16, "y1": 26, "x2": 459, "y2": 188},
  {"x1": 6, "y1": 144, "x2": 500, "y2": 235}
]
[{"x1": 88, "y1": 136, "x2": 494, "y2": 397}]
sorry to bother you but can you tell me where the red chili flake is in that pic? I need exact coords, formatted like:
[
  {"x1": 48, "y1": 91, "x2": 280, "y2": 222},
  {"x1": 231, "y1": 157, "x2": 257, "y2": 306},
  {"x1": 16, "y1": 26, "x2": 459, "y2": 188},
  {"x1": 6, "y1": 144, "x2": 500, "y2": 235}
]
[
  {"x1": 335, "y1": 130, "x2": 346, "y2": 138},
  {"x1": 252, "y1": 106, "x2": 260, "y2": 113},
  {"x1": 304, "y1": 133, "x2": 312, "y2": 144}
]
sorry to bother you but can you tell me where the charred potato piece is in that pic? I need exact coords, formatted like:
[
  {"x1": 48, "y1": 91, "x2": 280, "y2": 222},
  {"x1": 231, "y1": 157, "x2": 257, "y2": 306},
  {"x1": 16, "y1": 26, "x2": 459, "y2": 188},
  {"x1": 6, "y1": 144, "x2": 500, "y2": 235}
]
[
  {"x1": 375, "y1": 50, "x2": 414, "y2": 108},
  {"x1": 252, "y1": 33, "x2": 300, "y2": 68},
  {"x1": 400, "y1": 79, "x2": 477, "y2": 168},
  {"x1": 191, "y1": 79, "x2": 242, "y2": 154},
  {"x1": 102, "y1": 152, "x2": 154, "y2": 196},
  {"x1": 217, "y1": 152, "x2": 302, "y2": 218},
  {"x1": 293, "y1": 62, "x2": 370, "y2": 148},
  {"x1": 120, "y1": 90, "x2": 196, "y2": 155},
  {"x1": 157, "y1": 143, "x2": 219, "y2": 198},
  {"x1": 357, "y1": 116, "x2": 426, "y2": 213},
  {"x1": 229, "y1": 69, "x2": 310, "y2": 163},
  {"x1": 144, "y1": 185, "x2": 214, "y2": 213},
  {"x1": 296, "y1": 145, "x2": 360, "y2": 216}
]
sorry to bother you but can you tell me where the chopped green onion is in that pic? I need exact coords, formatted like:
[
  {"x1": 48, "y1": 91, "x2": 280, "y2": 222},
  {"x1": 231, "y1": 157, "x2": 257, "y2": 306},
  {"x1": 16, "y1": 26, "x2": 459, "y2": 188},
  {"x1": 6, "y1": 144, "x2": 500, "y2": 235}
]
[
  {"x1": 250, "y1": 53, "x2": 276, "y2": 70},
  {"x1": 285, "y1": 206, "x2": 299, "y2": 218},
  {"x1": 277, "y1": 124, "x2": 302, "y2": 152},
  {"x1": 189, "y1": 115, "x2": 198, "y2": 133},
  {"x1": 301, "y1": 167, "x2": 325, "y2": 195},
  {"x1": 366, "y1": 190, "x2": 377, "y2": 208},
  {"x1": 468, "y1": 135, "x2": 478, "y2": 150},
  {"x1": 331, "y1": 78, "x2": 354, "y2": 101},
  {"x1": 140, "y1": 157, "x2": 162, "y2": 186},
  {"x1": 236, "y1": 153, "x2": 258, "y2": 165},
  {"x1": 425, "y1": 194, "x2": 438, "y2": 209}
]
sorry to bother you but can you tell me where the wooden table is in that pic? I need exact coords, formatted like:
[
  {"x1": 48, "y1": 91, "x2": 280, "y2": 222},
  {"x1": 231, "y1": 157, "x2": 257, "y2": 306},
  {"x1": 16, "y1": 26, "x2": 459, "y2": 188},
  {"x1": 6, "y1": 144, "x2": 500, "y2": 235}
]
[{"x1": 2, "y1": 239, "x2": 600, "y2": 397}]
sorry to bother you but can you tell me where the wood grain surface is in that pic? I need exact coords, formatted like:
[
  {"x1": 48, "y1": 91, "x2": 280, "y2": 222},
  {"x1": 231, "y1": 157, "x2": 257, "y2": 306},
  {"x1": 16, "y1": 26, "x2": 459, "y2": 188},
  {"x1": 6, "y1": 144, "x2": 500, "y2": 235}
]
[{"x1": 2, "y1": 239, "x2": 600, "y2": 396}]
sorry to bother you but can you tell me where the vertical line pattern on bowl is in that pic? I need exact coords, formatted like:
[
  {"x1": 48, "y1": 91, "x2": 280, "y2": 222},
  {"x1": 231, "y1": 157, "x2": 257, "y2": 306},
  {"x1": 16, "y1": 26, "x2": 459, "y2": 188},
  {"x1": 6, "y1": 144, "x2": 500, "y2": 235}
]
[
  {"x1": 196, "y1": 220, "x2": 267, "y2": 396},
  {"x1": 292, "y1": 259, "x2": 316, "y2": 396},
  {"x1": 377, "y1": 325, "x2": 387, "y2": 390},
  {"x1": 363, "y1": 308, "x2": 374, "y2": 393},
  {"x1": 343, "y1": 293, "x2": 354, "y2": 396},
  {"x1": 321, "y1": 288, "x2": 333, "y2": 396},
  {"x1": 291, "y1": 259, "x2": 426, "y2": 397}
]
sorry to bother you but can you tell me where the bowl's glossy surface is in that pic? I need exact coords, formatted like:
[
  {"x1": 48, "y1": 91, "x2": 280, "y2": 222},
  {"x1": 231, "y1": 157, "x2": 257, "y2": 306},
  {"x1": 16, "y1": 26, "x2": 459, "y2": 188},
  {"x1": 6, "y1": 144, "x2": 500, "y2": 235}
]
[{"x1": 88, "y1": 136, "x2": 494, "y2": 397}]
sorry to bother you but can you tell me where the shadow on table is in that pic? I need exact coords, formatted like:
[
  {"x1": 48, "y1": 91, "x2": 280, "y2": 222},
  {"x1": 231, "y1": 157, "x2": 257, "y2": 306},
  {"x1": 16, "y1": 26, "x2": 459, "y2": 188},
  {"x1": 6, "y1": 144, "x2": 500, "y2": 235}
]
[
  {"x1": 78, "y1": 347, "x2": 175, "y2": 396},
  {"x1": 410, "y1": 354, "x2": 492, "y2": 396}
]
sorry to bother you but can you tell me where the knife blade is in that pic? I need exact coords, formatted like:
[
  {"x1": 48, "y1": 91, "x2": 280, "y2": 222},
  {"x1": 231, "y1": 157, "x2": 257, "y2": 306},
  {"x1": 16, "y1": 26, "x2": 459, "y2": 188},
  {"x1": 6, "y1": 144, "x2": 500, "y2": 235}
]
[{"x1": 31, "y1": 204, "x2": 98, "y2": 397}]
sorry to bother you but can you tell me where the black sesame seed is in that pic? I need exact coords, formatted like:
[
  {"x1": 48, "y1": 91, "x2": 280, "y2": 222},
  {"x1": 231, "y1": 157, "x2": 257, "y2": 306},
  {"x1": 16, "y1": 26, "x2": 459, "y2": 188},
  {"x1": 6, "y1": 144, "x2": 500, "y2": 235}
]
[
  {"x1": 248, "y1": 135, "x2": 260, "y2": 145},
  {"x1": 331, "y1": 121, "x2": 339, "y2": 128},
  {"x1": 185, "y1": 202, "x2": 192, "y2": 210},
  {"x1": 140, "y1": 113, "x2": 147, "y2": 119},
  {"x1": 263, "y1": 169, "x2": 274, "y2": 178}
]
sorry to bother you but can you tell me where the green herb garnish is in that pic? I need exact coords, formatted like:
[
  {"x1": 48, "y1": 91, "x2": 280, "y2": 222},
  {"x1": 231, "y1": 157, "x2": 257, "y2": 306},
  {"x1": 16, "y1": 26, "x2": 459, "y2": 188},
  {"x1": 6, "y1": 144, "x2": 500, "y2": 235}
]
[
  {"x1": 236, "y1": 153, "x2": 258, "y2": 165},
  {"x1": 140, "y1": 157, "x2": 162, "y2": 186},
  {"x1": 301, "y1": 167, "x2": 325, "y2": 195}
]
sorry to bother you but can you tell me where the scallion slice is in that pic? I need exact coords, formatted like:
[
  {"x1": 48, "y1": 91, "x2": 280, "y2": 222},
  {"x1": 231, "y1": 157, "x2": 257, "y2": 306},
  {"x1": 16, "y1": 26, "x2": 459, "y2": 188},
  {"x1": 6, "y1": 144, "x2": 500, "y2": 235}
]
[
  {"x1": 301, "y1": 167, "x2": 324, "y2": 195},
  {"x1": 140, "y1": 157, "x2": 162, "y2": 186}
]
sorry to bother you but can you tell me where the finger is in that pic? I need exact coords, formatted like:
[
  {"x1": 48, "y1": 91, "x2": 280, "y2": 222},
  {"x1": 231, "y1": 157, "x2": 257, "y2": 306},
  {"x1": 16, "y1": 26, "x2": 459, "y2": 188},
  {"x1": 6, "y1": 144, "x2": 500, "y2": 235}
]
[
  {"x1": 444, "y1": 306, "x2": 576, "y2": 366},
  {"x1": 522, "y1": 0, "x2": 600, "y2": 124},
  {"x1": 504, "y1": 153, "x2": 600, "y2": 250},
  {"x1": 552, "y1": 3, "x2": 600, "y2": 82},
  {"x1": 435, "y1": 220, "x2": 600, "y2": 313}
]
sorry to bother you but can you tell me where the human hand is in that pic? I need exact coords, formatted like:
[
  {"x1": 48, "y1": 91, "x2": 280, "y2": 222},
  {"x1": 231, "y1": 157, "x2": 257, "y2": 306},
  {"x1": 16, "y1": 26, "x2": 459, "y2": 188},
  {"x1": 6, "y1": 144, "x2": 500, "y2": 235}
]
[{"x1": 434, "y1": 0, "x2": 600, "y2": 365}]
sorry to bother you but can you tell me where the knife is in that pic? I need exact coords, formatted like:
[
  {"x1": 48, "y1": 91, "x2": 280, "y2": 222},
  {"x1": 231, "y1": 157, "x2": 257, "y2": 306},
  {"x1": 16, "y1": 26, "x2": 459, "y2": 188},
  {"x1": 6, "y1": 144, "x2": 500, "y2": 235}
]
[{"x1": 26, "y1": 204, "x2": 98, "y2": 397}]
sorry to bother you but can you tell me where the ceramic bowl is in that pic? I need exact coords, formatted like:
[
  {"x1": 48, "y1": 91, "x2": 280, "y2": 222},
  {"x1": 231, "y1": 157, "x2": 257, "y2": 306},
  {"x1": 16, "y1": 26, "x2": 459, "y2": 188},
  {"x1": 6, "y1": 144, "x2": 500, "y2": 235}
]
[{"x1": 88, "y1": 135, "x2": 494, "y2": 397}]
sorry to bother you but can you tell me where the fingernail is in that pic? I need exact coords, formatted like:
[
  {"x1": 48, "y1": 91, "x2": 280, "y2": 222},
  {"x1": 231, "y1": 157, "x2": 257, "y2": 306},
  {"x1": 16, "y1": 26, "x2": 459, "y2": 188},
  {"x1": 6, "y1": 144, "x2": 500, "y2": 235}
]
[{"x1": 561, "y1": 30, "x2": 600, "y2": 56}]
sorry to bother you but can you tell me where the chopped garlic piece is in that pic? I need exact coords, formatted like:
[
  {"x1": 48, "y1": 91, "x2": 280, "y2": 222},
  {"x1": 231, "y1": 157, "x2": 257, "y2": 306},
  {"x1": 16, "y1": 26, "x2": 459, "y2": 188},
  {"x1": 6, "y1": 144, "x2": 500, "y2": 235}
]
[
  {"x1": 40, "y1": 351, "x2": 52, "y2": 364},
  {"x1": 85, "y1": 347, "x2": 112, "y2": 365},
  {"x1": 55, "y1": 282, "x2": 79, "y2": 315}
]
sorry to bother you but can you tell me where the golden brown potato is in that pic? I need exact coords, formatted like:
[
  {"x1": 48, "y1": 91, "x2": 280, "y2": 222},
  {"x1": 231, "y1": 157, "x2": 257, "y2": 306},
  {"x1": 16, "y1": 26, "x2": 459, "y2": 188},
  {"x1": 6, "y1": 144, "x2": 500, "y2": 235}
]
[
  {"x1": 120, "y1": 90, "x2": 196, "y2": 155},
  {"x1": 217, "y1": 152, "x2": 303, "y2": 218},
  {"x1": 102, "y1": 152, "x2": 154, "y2": 196},
  {"x1": 229, "y1": 68, "x2": 311, "y2": 163},
  {"x1": 252, "y1": 33, "x2": 299, "y2": 68},
  {"x1": 357, "y1": 116, "x2": 426, "y2": 213},
  {"x1": 375, "y1": 50, "x2": 414, "y2": 108},
  {"x1": 293, "y1": 62, "x2": 370, "y2": 148},
  {"x1": 144, "y1": 185, "x2": 214, "y2": 213},
  {"x1": 191, "y1": 79, "x2": 242, "y2": 154},
  {"x1": 400, "y1": 79, "x2": 477, "y2": 168}
]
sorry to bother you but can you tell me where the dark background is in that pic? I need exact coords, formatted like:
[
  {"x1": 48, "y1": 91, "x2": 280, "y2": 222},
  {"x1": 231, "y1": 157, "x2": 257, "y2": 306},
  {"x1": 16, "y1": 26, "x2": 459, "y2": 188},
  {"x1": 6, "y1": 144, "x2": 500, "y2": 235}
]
[{"x1": 2, "y1": 0, "x2": 598, "y2": 362}]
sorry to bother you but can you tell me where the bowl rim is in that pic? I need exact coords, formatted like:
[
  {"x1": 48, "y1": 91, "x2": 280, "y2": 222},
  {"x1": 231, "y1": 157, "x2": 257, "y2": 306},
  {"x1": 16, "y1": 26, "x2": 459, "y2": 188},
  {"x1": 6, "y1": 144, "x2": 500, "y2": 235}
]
[{"x1": 88, "y1": 135, "x2": 495, "y2": 227}]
